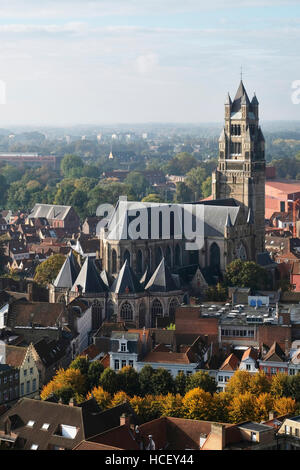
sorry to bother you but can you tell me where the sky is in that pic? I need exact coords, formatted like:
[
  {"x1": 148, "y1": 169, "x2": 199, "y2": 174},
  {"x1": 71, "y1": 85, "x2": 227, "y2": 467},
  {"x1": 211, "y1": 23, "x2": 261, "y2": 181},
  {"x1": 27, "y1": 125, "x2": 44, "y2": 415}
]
[{"x1": 0, "y1": 0, "x2": 299, "y2": 126}]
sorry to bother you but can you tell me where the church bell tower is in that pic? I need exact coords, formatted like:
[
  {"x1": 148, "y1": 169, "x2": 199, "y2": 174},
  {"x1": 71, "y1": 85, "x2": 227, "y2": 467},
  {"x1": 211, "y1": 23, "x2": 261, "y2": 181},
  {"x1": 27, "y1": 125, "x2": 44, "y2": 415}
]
[{"x1": 212, "y1": 80, "x2": 266, "y2": 255}]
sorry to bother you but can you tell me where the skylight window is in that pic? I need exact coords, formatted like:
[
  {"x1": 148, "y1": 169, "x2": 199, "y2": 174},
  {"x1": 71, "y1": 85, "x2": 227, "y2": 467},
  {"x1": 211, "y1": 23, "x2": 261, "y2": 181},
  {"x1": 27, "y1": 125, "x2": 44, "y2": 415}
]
[
  {"x1": 41, "y1": 423, "x2": 50, "y2": 431},
  {"x1": 30, "y1": 444, "x2": 38, "y2": 450},
  {"x1": 27, "y1": 420, "x2": 35, "y2": 427}
]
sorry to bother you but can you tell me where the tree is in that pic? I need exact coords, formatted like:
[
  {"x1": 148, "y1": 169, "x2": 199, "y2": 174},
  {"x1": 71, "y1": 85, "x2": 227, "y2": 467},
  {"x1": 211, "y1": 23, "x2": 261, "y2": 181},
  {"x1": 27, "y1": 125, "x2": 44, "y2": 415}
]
[
  {"x1": 225, "y1": 370, "x2": 252, "y2": 396},
  {"x1": 182, "y1": 388, "x2": 212, "y2": 420},
  {"x1": 139, "y1": 365, "x2": 155, "y2": 396},
  {"x1": 273, "y1": 396, "x2": 296, "y2": 416},
  {"x1": 87, "y1": 386, "x2": 112, "y2": 410},
  {"x1": 228, "y1": 392, "x2": 257, "y2": 423},
  {"x1": 0, "y1": 174, "x2": 8, "y2": 208},
  {"x1": 34, "y1": 253, "x2": 65, "y2": 286},
  {"x1": 224, "y1": 259, "x2": 269, "y2": 290},
  {"x1": 201, "y1": 176, "x2": 212, "y2": 199},
  {"x1": 142, "y1": 193, "x2": 163, "y2": 203},
  {"x1": 69, "y1": 356, "x2": 90, "y2": 376},
  {"x1": 118, "y1": 366, "x2": 140, "y2": 397},
  {"x1": 174, "y1": 371, "x2": 187, "y2": 395},
  {"x1": 255, "y1": 393, "x2": 274, "y2": 422},
  {"x1": 185, "y1": 166, "x2": 207, "y2": 200},
  {"x1": 210, "y1": 391, "x2": 231, "y2": 423},
  {"x1": 174, "y1": 182, "x2": 193, "y2": 203},
  {"x1": 185, "y1": 371, "x2": 217, "y2": 394},
  {"x1": 87, "y1": 361, "x2": 104, "y2": 389},
  {"x1": 111, "y1": 391, "x2": 130, "y2": 407},
  {"x1": 270, "y1": 372, "x2": 291, "y2": 398},
  {"x1": 164, "y1": 152, "x2": 198, "y2": 176},
  {"x1": 287, "y1": 374, "x2": 300, "y2": 402},
  {"x1": 151, "y1": 369, "x2": 175, "y2": 395},
  {"x1": 99, "y1": 368, "x2": 121, "y2": 395},
  {"x1": 124, "y1": 172, "x2": 150, "y2": 199},
  {"x1": 249, "y1": 371, "x2": 271, "y2": 395},
  {"x1": 40, "y1": 368, "x2": 86, "y2": 401},
  {"x1": 60, "y1": 154, "x2": 84, "y2": 178},
  {"x1": 160, "y1": 393, "x2": 183, "y2": 418}
]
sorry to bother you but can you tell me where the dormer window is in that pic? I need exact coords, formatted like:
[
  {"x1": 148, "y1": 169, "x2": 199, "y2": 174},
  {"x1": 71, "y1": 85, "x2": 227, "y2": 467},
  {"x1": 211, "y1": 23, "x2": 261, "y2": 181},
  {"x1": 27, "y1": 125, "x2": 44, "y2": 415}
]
[
  {"x1": 54, "y1": 424, "x2": 78, "y2": 439},
  {"x1": 121, "y1": 343, "x2": 126, "y2": 352}
]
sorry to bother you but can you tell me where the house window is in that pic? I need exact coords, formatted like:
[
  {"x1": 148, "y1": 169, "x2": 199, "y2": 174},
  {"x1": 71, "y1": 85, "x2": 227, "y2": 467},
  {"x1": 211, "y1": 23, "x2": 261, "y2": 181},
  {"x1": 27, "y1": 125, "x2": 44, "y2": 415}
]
[
  {"x1": 246, "y1": 364, "x2": 251, "y2": 371},
  {"x1": 21, "y1": 383, "x2": 24, "y2": 395},
  {"x1": 129, "y1": 360, "x2": 134, "y2": 367},
  {"x1": 271, "y1": 368, "x2": 277, "y2": 375},
  {"x1": 114, "y1": 360, "x2": 120, "y2": 371},
  {"x1": 32, "y1": 378, "x2": 37, "y2": 392},
  {"x1": 30, "y1": 368, "x2": 33, "y2": 375},
  {"x1": 121, "y1": 343, "x2": 126, "y2": 352},
  {"x1": 251, "y1": 432, "x2": 257, "y2": 442},
  {"x1": 24, "y1": 369, "x2": 27, "y2": 376},
  {"x1": 224, "y1": 376, "x2": 230, "y2": 382},
  {"x1": 295, "y1": 428, "x2": 299, "y2": 437},
  {"x1": 219, "y1": 376, "x2": 223, "y2": 382},
  {"x1": 121, "y1": 360, "x2": 126, "y2": 369},
  {"x1": 26, "y1": 381, "x2": 30, "y2": 394}
]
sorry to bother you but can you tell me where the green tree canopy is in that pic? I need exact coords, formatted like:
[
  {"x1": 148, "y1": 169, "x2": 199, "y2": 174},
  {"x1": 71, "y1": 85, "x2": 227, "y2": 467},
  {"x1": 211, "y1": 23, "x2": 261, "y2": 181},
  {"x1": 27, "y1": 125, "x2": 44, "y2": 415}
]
[
  {"x1": 34, "y1": 254, "x2": 66, "y2": 286},
  {"x1": 224, "y1": 259, "x2": 269, "y2": 290}
]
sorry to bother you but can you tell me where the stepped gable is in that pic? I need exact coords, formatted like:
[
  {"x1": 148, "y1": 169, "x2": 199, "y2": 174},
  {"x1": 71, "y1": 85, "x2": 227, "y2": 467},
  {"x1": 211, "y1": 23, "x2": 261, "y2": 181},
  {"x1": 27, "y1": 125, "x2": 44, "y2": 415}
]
[
  {"x1": 111, "y1": 260, "x2": 144, "y2": 294},
  {"x1": 145, "y1": 258, "x2": 179, "y2": 293}
]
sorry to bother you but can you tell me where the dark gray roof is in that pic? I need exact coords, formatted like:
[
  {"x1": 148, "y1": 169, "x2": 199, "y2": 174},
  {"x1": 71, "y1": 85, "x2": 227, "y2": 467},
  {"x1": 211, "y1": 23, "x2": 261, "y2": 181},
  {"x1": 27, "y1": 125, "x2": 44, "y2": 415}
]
[
  {"x1": 28, "y1": 204, "x2": 72, "y2": 221},
  {"x1": 257, "y1": 252, "x2": 276, "y2": 267},
  {"x1": 145, "y1": 258, "x2": 179, "y2": 293},
  {"x1": 71, "y1": 257, "x2": 108, "y2": 294},
  {"x1": 238, "y1": 422, "x2": 272, "y2": 433},
  {"x1": 232, "y1": 80, "x2": 251, "y2": 112},
  {"x1": 53, "y1": 251, "x2": 80, "y2": 288},
  {"x1": 111, "y1": 260, "x2": 144, "y2": 294}
]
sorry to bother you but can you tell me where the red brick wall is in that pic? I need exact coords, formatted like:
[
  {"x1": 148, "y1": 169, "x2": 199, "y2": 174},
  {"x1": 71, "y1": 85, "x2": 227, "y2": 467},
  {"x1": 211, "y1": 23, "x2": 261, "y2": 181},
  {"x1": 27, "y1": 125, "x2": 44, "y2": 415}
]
[
  {"x1": 257, "y1": 324, "x2": 291, "y2": 350},
  {"x1": 175, "y1": 307, "x2": 219, "y2": 336}
]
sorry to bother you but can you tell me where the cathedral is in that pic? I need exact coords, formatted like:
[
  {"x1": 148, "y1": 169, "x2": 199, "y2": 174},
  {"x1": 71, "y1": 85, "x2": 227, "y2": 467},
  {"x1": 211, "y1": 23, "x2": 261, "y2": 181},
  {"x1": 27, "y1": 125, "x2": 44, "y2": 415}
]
[{"x1": 50, "y1": 80, "x2": 267, "y2": 330}]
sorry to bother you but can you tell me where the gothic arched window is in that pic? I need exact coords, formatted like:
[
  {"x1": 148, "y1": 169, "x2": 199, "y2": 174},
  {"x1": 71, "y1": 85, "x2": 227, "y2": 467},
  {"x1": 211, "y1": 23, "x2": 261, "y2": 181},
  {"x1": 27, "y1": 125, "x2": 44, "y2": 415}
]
[
  {"x1": 169, "y1": 298, "x2": 179, "y2": 322},
  {"x1": 175, "y1": 244, "x2": 181, "y2": 266},
  {"x1": 210, "y1": 242, "x2": 220, "y2": 272},
  {"x1": 139, "y1": 301, "x2": 146, "y2": 328},
  {"x1": 123, "y1": 249, "x2": 131, "y2": 266},
  {"x1": 120, "y1": 301, "x2": 133, "y2": 321},
  {"x1": 112, "y1": 249, "x2": 117, "y2": 274},
  {"x1": 151, "y1": 298, "x2": 163, "y2": 317},
  {"x1": 155, "y1": 246, "x2": 163, "y2": 267},
  {"x1": 137, "y1": 249, "x2": 143, "y2": 274},
  {"x1": 165, "y1": 246, "x2": 172, "y2": 267}
]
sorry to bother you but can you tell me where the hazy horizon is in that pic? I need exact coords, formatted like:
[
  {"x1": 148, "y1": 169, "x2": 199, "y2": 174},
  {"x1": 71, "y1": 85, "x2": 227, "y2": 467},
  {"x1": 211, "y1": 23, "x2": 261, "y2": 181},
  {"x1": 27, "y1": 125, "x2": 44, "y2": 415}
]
[{"x1": 0, "y1": 0, "x2": 299, "y2": 126}]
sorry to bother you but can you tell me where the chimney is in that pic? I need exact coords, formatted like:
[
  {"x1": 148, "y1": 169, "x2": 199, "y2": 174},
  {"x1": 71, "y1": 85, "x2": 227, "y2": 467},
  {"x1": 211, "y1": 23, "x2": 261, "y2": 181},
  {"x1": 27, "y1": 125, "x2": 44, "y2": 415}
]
[
  {"x1": 210, "y1": 423, "x2": 226, "y2": 450},
  {"x1": 69, "y1": 397, "x2": 76, "y2": 407},
  {"x1": 268, "y1": 411, "x2": 275, "y2": 421},
  {"x1": 120, "y1": 413, "x2": 130, "y2": 427}
]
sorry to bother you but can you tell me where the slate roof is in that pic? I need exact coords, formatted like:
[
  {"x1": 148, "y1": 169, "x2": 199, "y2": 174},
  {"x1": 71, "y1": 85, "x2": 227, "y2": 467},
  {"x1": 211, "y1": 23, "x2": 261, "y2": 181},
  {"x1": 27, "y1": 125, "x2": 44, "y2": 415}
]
[
  {"x1": 33, "y1": 338, "x2": 70, "y2": 368},
  {"x1": 28, "y1": 204, "x2": 72, "y2": 221},
  {"x1": 71, "y1": 257, "x2": 108, "y2": 294},
  {"x1": 7, "y1": 301, "x2": 65, "y2": 328},
  {"x1": 145, "y1": 258, "x2": 179, "y2": 293},
  {"x1": 0, "y1": 398, "x2": 138, "y2": 450},
  {"x1": 106, "y1": 199, "x2": 240, "y2": 241},
  {"x1": 53, "y1": 251, "x2": 80, "y2": 288},
  {"x1": 111, "y1": 260, "x2": 144, "y2": 294},
  {"x1": 231, "y1": 80, "x2": 251, "y2": 112}
]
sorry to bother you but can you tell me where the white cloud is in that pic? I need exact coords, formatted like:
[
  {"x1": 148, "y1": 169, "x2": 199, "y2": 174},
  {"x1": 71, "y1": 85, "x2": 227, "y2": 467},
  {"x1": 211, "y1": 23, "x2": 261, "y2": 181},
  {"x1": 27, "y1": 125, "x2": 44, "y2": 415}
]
[{"x1": 135, "y1": 53, "x2": 159, "y2": 75}]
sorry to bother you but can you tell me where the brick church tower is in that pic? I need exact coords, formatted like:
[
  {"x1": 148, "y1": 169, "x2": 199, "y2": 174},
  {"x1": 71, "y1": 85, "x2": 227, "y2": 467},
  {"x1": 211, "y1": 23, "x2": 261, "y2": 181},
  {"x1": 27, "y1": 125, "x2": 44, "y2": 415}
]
[{"x1": 212, "y1": 80, "x2": 266, "y2": 255}]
